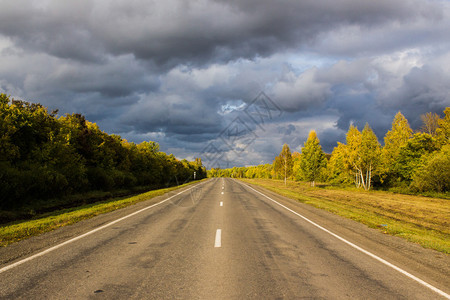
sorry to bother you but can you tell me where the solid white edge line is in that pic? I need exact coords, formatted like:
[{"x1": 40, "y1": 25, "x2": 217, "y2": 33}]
[
  {"x1": 236, "y1": 180, "x2": 450, "y2": 299},
  {"x1": 0, "y1": 180, "x2": 209, "y2": 275},
  {"x1": 215, "y1": 229, "x2": 222, "y2": 247}
]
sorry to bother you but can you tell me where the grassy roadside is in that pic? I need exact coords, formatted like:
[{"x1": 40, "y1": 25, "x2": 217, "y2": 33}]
[
  {"x1": 0, "y1": 185, "x2": 168, "y2": 224},
  {"x1": 239, "y1": 178, "x2": 450, "y2": 254},
  {"x1": 0, "y1": 179, "x2": 206, "y2": 247}
]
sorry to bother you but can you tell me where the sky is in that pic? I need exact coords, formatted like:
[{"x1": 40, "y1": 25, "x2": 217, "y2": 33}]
[{"x1": 1, "y1": 0, "x2": 449, "y2": 168}]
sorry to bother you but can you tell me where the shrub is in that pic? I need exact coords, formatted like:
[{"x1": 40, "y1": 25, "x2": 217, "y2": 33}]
[{"x1": 411, "y1": 145, "x2": 450, "y2": 192}]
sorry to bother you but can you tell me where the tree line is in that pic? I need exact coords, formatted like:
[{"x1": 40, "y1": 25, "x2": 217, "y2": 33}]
[
  {"x1": 0, "y1": 94, "x2": 206, "y2": 209},
  {"x1": 209, "y1": 108, "x2": 450, "y2": 193}
]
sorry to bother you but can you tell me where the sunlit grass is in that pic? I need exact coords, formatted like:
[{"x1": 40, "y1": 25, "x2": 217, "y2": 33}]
[
  {"x1": 240, "y1": 178, "x2": 450, "y2": 254},
  {"x1": 0, "y1": 180, "x2": 205, "y2": 247}
]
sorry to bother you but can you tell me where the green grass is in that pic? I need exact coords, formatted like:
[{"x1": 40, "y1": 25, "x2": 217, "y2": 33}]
[
  {"x1": 0, "y1": 180, "x2": 205, "y2": 247},
  {"x1": 240, "y1": 178, "x2": 450, "y2": 254}
]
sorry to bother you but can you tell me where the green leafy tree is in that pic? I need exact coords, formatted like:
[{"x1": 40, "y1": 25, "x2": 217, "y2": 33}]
[
  {"x1": 0, "y1": 95, "x2": 206, "y2": 209},
  {"x1": 0, "y1": 94, "x2": 20, "y2": 160},
  {"x1": 410, "y1": 144, "x2": 450, "y2": 192},
  {"x1": 394, "y1": 133, "x2": 439, "y2": 183},
  {"x1": 299, "y1": 131, "x2": 326, "y2": 187}
]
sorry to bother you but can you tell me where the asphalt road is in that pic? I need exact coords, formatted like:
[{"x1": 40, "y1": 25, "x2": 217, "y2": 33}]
[{"x1": 0, "y1": 178, "x2": 449, "y2": 299}]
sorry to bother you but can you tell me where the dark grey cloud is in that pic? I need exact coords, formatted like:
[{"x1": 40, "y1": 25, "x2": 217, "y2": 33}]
[
  {"x1": 0, "y1": 0, "x2": 443, "y2": 65},
  {"x1": 121, "y1": 94, "x2": 224, "y2": 140},
  {"x1": 0, "y1": 0, "x2": 449, "y2": 166}
]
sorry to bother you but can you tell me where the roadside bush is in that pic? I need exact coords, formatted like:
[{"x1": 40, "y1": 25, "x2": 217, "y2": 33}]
[
  {"x1": 0, "y1": 162, "x2": 28, "y2": 208},
  {"x1": 110, "y1": 169, "x2": 137, "y2": 188},
  {"x1": 87, "y1": 167, "x2": 115, "y2": 191},
  {"x1": 410, "y1": 145, "x2": 450, "y2": 192}
]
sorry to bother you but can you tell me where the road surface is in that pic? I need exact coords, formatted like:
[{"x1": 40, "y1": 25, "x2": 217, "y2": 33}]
[{"x1": 1, "y1": 178, "x2": 449, "y2": 299}]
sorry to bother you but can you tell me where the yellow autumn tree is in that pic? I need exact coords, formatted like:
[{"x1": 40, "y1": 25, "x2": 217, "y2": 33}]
[
  {"x1": 274, "y1": 143, "x2": 293, "y2": 186},
  {"x1": 436, "y1": 107, "x2": 450, "y2": 146},
  {"x1": 381, "y1": 112, "x2": 412, "y2": 183},
  {"x1": 299, "y1": 131, "x2": 326, "y2": 187},
  {"x1": 342, "y1": 124, "x2": 380, "y2": 190}
]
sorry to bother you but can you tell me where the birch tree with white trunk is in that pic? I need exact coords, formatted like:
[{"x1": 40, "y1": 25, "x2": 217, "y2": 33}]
[
  {"x1": 274, "y1": 143, "x2": 293, "y2": 186},
  {"x1": 343, "y1": 124, "x2": 380, "y2": 190}
]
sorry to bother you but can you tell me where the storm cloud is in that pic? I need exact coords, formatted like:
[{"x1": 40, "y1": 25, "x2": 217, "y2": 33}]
[{"x1": 1, "y1": 0, "x2": 449, "y2": 167}]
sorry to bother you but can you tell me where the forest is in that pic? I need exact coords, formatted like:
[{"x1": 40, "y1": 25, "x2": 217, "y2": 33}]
[
  {"x1": 0, "y1": 94, "x2": 206, "y2": 210},
  {"x1": 209, "y1": 108, "x2": 450, "y2": 194}
]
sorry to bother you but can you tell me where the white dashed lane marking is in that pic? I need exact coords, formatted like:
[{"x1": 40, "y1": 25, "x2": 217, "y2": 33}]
[{"x1": 215, "y1": 229, "x2": 222, "y2": 248}]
